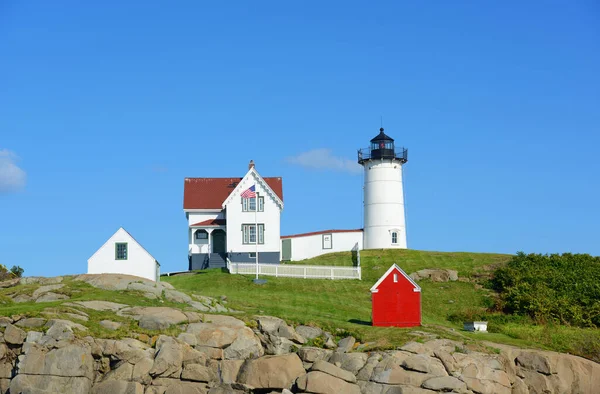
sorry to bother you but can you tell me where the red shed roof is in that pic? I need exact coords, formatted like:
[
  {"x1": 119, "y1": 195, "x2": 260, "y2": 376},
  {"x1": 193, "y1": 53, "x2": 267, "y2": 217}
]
[
  {"x1": 183, "y1": 177, "x2": 283, "y2": 209},
  {"x1": 190, "y1": 219, "x2": 226, "y2": 227},
  {"x1": 281, "y1": 229, "x2": 363, "y2": 239},
  {"x1": 370, "y1": 264, "x2": 421, "y2": 293}
]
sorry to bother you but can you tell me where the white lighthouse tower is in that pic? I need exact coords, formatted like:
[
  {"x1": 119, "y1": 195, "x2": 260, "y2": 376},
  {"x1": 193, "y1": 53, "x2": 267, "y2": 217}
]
[{"x1": 358, "y1": 128, "x2": 408, "y2": 249}]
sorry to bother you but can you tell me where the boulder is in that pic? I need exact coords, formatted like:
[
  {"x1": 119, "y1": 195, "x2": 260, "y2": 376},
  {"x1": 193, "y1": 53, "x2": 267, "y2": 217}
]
[
  {"x1": 401, "y1": 354, "x2": 447, "y2": 376},
  {"x1": 32, "y1": 284, "x2": 64, "y2": 299},
  {"x1": 72, "y1": 300, "x2": 129, "y2": 311},
  {"x1": 296, "y1": 371, "x2": 361, "y2": 394},
  {"x1": 164, "y1": 289, "x2": 192, "y2": 304},
  {"x1": 74, "y1": 274, "x2": 155, "y2": 291},
  {"x1": 181, "y1": 363, "x2": 217, "y2": 382},
  {"x1": 371, "y1": 360, "x2": 434, "y2": 386},
  {"x1": 132, "y1": 357, "x2": 154, "y2": 385},
  {"x1": 310, "y1": 359, "x2": 357, "y2": 383},
  {"x1": 400, "y1": 341, "x2": 431, "y2": 356},
  {"x1": 4, "y1": 323, "x2": 27, "y2": 344},
  {"x1": 0, "y1": 278, "x2": 20, "y2": 288},
  {"x1": 261, "y1": 332, "x2": 296, "y2": 355},
  {"x1": 35, "y1": 292, "x2": 70, "y2": 302},
  {"x1": 127, "y1": 282, "x2": 163, "y2": 298},
  {"x1": 297, "y1": 347, "x2": 333, "y2": 363},
  {"x1": 515, "y1": 351, "x2": 553, "y2": 375},
  {"x1": 18, "y1": 343, "x2": 94, "y2": 380},
  {"x1": 409, "y1": 269, "x2": 458, "y2": 282},
  {"x1": 92, "y1": 380, "x2": 144, "y2": 394},
  {"x1": 327, "y1": 352, "x2": 368, "y2": 375},
  {"x1": 220, "y1": 360, "x2": 244, "y2": 384},
  {"x1": 295, "y1": 325, "x2": 323, "y2": 340},
  {"x1": 356, "y1": 354, "x2": 382, "y2": 381},
  {"x1": 100, "y1": 320, "x2": 122, "y2": 331},
  {"x1": 149, "y1": 377, "x2": 208, "y2": 393},
  {"x1": 12, "y1": 294, "x2": 33, "y2": 303},
  {"x1": 237, "y1": 353, "x2": 305, "y2": 389},
  {"x1": 148, "y1": 336, "x2": 183, "y2": 378},
  {"x1": 337, "y1": 336, "x2": 356, "y2": 353},
  {"x1": 0, "y1": 316, "x2": 13, "y2": 327},
  {"x1": 223, "y1": 327, "x2": 264, "y2": 360},
  {"x1": 119, "y1": 307, "x2": 188, "y2": 330},
  {"x1": 10, "y1": 374, "x2": 92, "y2": 393},
  {"x1": 20, "y1": 276, "x2": 63, "y2": 285},
  {"x1": 422, "y1": 376, "x2": 467, "y2": 392}
]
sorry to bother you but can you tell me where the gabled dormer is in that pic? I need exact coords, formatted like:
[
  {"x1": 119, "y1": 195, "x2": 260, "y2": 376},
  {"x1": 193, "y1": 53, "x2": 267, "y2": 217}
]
[{"x1": 221, "y1": 160, "x2": 284, "y2": 211}]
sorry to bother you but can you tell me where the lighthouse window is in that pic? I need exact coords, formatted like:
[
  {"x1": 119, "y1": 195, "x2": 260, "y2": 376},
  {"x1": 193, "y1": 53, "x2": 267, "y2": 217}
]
[
  {"x1": 391, "y1": 232, "x2": 398, "y2": 244},
  {"x1": 393, "y1": 273, "x2": 398, "y2": 283}
]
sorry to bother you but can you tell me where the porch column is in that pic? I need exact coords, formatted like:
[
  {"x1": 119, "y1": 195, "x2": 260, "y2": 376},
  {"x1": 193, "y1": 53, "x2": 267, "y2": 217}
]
[{"x1": 206, "y1": 229, "x2": 214, "y2": 254}]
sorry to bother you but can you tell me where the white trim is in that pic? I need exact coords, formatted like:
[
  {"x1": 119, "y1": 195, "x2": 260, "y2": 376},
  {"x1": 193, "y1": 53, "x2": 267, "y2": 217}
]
[
  {"x1": 221, "y1": 168, "x2": 283, "y2": 210},
  {"x1": 369, "y1": 264, "x2": 421, "y2": 293}
]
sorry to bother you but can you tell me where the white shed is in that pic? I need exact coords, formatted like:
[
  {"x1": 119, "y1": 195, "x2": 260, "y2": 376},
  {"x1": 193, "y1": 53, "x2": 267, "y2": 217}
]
[{"x1": 87, "y1": 227, "x2": 160, "y2": 282}]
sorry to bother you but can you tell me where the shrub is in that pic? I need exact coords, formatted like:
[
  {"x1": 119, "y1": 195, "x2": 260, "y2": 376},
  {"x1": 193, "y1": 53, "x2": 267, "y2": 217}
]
[
  {"x1": 490, "y1": 252, "x2": 600, "y2": 328},
  {"x1": 0, "y1": 264, "x2": 24, "y2": 281}
]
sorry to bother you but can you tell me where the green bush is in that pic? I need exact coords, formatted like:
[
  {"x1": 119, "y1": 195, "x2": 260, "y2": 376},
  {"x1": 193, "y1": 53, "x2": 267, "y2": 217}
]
[{"x1": 490, "y1": 252, "x2": 600, "y2": 327}]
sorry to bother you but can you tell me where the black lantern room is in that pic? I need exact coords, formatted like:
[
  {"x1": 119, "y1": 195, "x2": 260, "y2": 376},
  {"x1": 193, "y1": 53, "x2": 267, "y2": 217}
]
[{"x1": 358, "y1": 128, "x2": 408, "y2": 164}]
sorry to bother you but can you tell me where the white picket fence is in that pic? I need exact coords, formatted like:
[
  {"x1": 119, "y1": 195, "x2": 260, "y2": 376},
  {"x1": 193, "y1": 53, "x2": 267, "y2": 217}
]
[{"x1": 226, "y1": 260, "x2": 361, "y2": 280}]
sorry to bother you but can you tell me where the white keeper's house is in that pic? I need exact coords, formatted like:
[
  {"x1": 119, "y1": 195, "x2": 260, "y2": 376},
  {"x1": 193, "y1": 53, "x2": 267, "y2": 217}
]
[
  {"x1": 183, "y1": 127, "x2": 408, "y2": 268},
  {"x1": 183, "y1": 161, "x2": 284, "y2": 270}
]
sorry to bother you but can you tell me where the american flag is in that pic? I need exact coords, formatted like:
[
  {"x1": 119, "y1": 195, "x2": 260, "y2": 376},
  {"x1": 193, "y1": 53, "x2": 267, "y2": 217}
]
[{"x1": 241, "y1": 185, "x2": 256, "y2": 198}]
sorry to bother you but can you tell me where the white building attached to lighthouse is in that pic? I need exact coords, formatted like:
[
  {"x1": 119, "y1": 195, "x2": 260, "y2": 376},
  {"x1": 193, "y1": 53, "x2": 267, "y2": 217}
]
[{"x1": 358, "y1": 127, "x2": 408, "y2": 249}]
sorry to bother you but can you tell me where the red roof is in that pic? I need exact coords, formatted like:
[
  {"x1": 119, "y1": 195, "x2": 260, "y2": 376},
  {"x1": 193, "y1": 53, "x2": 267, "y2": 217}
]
[
  {"x1": 281, "y1": 229, "x2": 363, "y2": 239},
  {"x1": 183, "y1": 177, "x2": 283, "y2": 209},
  {"x1": 191, "y1": 219, "x2": 226, "y2": 227}
]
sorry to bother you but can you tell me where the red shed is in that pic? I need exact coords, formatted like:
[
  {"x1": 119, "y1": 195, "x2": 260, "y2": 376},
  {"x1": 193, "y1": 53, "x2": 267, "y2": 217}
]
[{"x1": 370, "y1": 264, "x2": 421, "y2": 327}]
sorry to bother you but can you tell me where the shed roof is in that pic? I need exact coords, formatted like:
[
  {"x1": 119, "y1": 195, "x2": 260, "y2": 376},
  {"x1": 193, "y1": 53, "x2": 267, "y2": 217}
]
[{"x1": 370, "y1": 264, "x2": 420, "y2": 293}]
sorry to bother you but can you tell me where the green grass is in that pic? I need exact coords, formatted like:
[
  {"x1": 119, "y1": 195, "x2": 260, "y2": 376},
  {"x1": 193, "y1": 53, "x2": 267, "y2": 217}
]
[{"x1": 165, "y1": 249, "x2": 600, "y2": 361}]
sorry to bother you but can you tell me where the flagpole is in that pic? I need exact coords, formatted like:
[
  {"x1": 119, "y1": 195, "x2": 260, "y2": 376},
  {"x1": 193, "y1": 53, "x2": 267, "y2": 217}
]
[{"x1": 255, "y1": 191, "x2": 259, "y2": 280}]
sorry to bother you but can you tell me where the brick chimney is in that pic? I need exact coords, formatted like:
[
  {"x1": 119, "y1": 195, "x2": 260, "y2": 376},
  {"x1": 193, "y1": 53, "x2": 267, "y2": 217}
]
[{"x1": 248, "y1": 160, "x2": 255, "y2": 170}]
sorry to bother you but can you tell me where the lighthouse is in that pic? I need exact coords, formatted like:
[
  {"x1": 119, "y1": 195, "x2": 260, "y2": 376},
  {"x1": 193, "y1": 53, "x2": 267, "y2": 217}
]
[{"x1": 358, "y1": 128, "x2": 408, "y2": 249}]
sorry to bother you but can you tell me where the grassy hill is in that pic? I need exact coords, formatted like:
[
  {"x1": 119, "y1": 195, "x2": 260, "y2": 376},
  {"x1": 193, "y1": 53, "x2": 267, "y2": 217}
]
[{"x1": 164, "y1": 249, "x2": 600, "y2": 361}]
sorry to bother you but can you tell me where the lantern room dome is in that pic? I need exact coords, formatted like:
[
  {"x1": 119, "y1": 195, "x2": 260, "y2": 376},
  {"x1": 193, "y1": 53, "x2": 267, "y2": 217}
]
[
  {"x1": 370, "y1": 128, "x2": 395, "y2": 143},
  {"x1": 358, "y1": 127, "x2": 407, "y2": 164}
]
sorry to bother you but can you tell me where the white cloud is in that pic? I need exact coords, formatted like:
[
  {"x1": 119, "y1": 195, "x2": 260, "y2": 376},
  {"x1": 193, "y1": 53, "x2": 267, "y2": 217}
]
[
  {"x1": 286, "y1": 148, "x2": 362, "y2": 175},
  {"x1": 0, "y1": 149, "x2": 26, "y2": 193}
]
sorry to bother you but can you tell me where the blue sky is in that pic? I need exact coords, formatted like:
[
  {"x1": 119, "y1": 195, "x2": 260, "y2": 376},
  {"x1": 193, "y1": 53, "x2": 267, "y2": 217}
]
[{"x1": 1, "y1": 1, "x2": 599, "y2": 276}]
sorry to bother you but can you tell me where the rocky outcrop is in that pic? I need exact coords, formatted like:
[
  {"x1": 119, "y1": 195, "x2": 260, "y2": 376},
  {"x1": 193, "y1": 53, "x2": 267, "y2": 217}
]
[
  {"x1": 409, "y1": 269, "x2": 459, "y2": 282},
  {"x1": 0, "y1": 311, "x2": 596, "y2": 394}
]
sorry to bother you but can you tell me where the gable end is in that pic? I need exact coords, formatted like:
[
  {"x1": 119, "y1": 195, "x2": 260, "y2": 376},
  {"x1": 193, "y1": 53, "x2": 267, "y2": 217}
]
[{"x1": 370, "y1": 264, "x2": 421, "y2": 293}]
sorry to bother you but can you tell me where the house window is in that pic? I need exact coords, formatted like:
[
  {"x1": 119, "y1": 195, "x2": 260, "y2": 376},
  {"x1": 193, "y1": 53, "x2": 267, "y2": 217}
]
[
  {"x1": 242, "y1": 195, "x2": 264, "y2": 212},
  {"x1": 391, "y1": 232, "x2": 398, "y2": 244},
  {"x1": 322, "y1": 233, "x2": 332, "y2": 249},
  {"x1": 115, "y1": 243, "x2": 128, "y2": 260},
  {"x1": 195, "y1": 231, "x2": 208, "y2": 240},
  {"x1": 242, "y1": 224, "x2": 265, "y2": 244},
  {"x1": 249, "y1": 252, "x2": 256, "y2": 258},
  {"x1": 393, "y1": 273, "x2": 398, "y2": 283}
]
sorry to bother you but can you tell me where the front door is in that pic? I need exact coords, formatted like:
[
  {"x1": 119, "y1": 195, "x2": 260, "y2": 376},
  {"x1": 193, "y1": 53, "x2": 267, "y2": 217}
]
[
  {"x1": 282, "y1": 239, "x2": 292, "y2": 261},
  {"x1": 212, "y1": 230, "x2": 226, "y2": 254}
]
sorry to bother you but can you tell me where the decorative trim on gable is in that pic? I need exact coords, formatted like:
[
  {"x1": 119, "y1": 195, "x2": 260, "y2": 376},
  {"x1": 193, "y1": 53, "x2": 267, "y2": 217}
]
[
  {"x1": 370, "y1": 264, "x2": 421, "y2": 293},
  {"x1": 221, "y1": 168, "x2": 283, "y2": 210}
]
